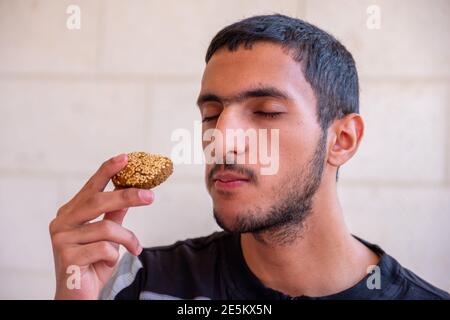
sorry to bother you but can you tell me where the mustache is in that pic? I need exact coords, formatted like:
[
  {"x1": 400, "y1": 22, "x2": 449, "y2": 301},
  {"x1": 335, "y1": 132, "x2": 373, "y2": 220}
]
[{"x1": 208, "y1": 163, "x2": 258, "y2": 185}]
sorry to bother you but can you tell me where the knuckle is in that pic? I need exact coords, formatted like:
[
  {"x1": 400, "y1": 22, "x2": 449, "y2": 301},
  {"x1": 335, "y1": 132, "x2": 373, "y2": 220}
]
[
  {"x1": 99, "y1": 242, "x2": 117, "y2": 261},
  {"x1": 86, "y1": 193, "x2": 102, "y2": 208},
  {"x1": 110, "y1": 249, "x2": 120, "y2": 262},
  {"x1": 48, "y1": 217, "x2": 62, "y2": 238},
  {"x1": 56, "y1": 203, "x2": 68, "y2": 217},
  {"x1": 128, "y1": 231, "x2": 139, "y2": 248},
  {"x1": 121, "y1": 188, "x2": 136, "y2": 203},
  {"x1": 98, "y1": 241, "x2": 111, "y2": 254},
  {"x1": 49, "y1": 218, "x2": 59, "y2": 236},
  {"x1": 100, "y1": 157, "x2": 116, "y2": 174},
  {"x1": 100, "y1": 220, "x2": 115, "y2": 237},
  {"x1": 51, "y1": 232, "x2": 65, "y2": 248},
  {"x1": 101, "y1": 158, "x2": 111, "y2": 171}
]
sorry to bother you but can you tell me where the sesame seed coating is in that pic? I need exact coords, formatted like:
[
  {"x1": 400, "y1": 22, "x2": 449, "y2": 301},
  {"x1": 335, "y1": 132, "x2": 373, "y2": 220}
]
[{"x1": 112, "y1": 152, "x2": 173, "y2": 189}]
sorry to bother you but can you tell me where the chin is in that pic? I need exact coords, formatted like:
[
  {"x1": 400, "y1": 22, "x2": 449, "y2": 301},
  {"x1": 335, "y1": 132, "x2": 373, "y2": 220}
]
[
  {"x1": 213, "y1": 205, "x2": 241, "y2": 230},
  {"x1": 213, "y1": 203, "x2": 239, "y2": 217}
]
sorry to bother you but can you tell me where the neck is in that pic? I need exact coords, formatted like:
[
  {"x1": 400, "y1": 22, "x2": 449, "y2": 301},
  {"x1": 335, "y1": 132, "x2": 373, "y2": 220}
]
[{"x1": 240, "y1": 173, "x2": 379, "y2": 297}]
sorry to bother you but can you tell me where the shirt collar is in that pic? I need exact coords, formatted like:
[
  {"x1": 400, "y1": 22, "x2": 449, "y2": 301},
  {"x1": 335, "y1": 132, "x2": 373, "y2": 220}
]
[{"x1": 221, "y1": 232, "x2": 401, "y2": 299}]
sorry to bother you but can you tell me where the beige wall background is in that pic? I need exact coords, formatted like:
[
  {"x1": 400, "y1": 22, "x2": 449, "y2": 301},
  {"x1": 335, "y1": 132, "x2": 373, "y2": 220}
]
[{"x1": 0, "y1": 0, "x2": 449, "y2": 299}]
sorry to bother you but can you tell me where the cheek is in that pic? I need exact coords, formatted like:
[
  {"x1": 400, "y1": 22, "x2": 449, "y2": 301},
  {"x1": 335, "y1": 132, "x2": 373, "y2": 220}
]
[
  {"x1": 277, "y1": 128, "x2": 313, "y2": 169},
  {"x1": 257, "y1": 174, "x2": 284, "y2": 193}
]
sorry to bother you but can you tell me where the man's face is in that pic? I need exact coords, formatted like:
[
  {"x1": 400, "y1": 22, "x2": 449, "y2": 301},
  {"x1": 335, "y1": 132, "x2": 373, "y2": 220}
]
[{"x1": 197, "y1": 42, "x2": 326, "y2": 237}]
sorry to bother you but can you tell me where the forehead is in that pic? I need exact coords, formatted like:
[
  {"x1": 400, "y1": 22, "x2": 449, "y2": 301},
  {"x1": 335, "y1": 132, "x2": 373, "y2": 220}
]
[{"x1": 200, "y1": 42, "x2": 312, "y2": 102}]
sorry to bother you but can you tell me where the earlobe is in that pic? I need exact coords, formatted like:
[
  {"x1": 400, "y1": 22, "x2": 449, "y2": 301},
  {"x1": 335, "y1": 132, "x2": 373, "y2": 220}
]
[{"x1": 327, "y1": 114, "x2": 364, "y2": 167}]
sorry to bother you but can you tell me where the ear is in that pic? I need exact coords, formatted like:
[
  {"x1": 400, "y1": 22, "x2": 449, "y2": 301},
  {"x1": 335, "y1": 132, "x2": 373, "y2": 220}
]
[{"x1": 327, "y1": 113, "x2": 364, "y2": 167}]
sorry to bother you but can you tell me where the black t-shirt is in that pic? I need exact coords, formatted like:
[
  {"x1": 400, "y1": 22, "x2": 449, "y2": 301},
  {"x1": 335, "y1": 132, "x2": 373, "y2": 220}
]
[{"x1": 100, "y1": 231, "x2": 450, "y2": 300}]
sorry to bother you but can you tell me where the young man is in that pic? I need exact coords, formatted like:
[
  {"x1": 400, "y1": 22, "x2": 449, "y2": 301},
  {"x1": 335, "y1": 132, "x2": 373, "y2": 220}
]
[{"x1": 50, "y1": 14, "x2": 450, "y2": 300}]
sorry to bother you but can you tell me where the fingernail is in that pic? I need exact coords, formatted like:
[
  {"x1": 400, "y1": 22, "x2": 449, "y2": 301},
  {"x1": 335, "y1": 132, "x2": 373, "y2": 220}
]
[
  {"x1": 136, "y1": 246, "x2": 143, "y2": 256},
  {"x1": 138, "y1": 190, "x2": 154, "y2": 203},
  {"x1": 113, "y1": 153, "x2": 127, "y2": 163}
]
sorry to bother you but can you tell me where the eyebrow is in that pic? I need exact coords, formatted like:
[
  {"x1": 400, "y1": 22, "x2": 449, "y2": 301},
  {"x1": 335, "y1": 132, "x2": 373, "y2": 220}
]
[{"x1": 196, "y1": 86, "x2": 292, "y2": 107}]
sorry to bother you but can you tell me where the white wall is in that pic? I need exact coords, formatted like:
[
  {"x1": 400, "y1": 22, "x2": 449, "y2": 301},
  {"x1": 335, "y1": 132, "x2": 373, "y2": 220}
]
[{"x1": 0, "y1": 0, "x2": 448, "y2": 299}]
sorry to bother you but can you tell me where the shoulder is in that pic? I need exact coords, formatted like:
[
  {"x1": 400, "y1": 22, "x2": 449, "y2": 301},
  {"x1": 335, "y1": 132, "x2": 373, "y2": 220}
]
[
  {"x1": 395, "y1": 263, "x2": 450, "y2": 300},
  {"x1": 354, "y1": 236, "x2": 449, "y2": 300}
]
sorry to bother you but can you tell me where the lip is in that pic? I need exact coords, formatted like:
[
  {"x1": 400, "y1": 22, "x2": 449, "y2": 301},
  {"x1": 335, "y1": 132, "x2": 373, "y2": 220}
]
[{"x1": 212, "y1": 171, "x2": 250, "y2": 190}]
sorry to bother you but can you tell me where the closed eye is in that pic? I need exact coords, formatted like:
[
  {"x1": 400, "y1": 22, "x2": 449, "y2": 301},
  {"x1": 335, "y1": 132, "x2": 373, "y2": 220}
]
[
  {"x1": 202, "y1": 115, "x2": 219, "y2": 123},
  {"x1": 254, "y1": 111, "x2": 284, "y2": 118},
  {"x1": 202, "y1": 112, "x2": 284, "y2": 122}
]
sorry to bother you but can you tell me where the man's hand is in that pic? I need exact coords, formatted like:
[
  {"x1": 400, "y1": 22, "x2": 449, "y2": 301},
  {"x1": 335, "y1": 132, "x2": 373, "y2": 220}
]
[{"x1": 49, "y1": 154, "x2": 154, "y2": 299}]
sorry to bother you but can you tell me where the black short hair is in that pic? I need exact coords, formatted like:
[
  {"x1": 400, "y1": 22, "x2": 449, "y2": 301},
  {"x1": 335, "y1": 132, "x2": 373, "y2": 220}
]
[{"x1": 205, "y1": 14, "x2": 359, "y2": 131}]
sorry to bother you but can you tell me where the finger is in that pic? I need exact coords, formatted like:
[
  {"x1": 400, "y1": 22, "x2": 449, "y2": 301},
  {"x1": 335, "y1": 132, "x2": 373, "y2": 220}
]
[
  {"x1": 103, "y1": 209, "x2": 127, "y2": 251},
  {"x1": 82, "y1": 154, "x2": 128, "y2": 193},
  {"x1": 56, "y1": 155, "x2": 128, "y2": 218},
  {"x1": 60, "y1": 220, "x2": 142, "y2": 256},
  {"x1": 104, "y1": 208, "x2": 128, "y2": 225},
  {"x1": 103, "y1": 187, "x2": 129, "y2": 225},
  {"x1": 103, "y1": 189, "x2": 129, "y2": 252},
  {"x1": 62, "y1": 241, "x2": 119, "y2": 268},
  {"x1": 66, "y1": 188, "x2": 154, "y2": 225}
]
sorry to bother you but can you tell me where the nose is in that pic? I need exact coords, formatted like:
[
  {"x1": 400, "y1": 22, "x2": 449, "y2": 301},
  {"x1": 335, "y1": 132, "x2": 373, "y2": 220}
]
[{"x1": 214, "y1": 107, "x2": 249, "y2": 163}]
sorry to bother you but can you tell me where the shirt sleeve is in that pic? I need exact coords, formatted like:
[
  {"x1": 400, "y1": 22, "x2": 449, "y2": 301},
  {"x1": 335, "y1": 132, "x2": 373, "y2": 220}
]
[{"x1": 98, "y1": 252, "x2": 143, "y2": 300}]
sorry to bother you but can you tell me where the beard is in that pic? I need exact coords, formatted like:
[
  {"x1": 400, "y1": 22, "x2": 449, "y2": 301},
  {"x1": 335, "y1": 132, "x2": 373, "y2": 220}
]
[{"x1": 211, "y1": 132, "x2": 327, "y2": 246}]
